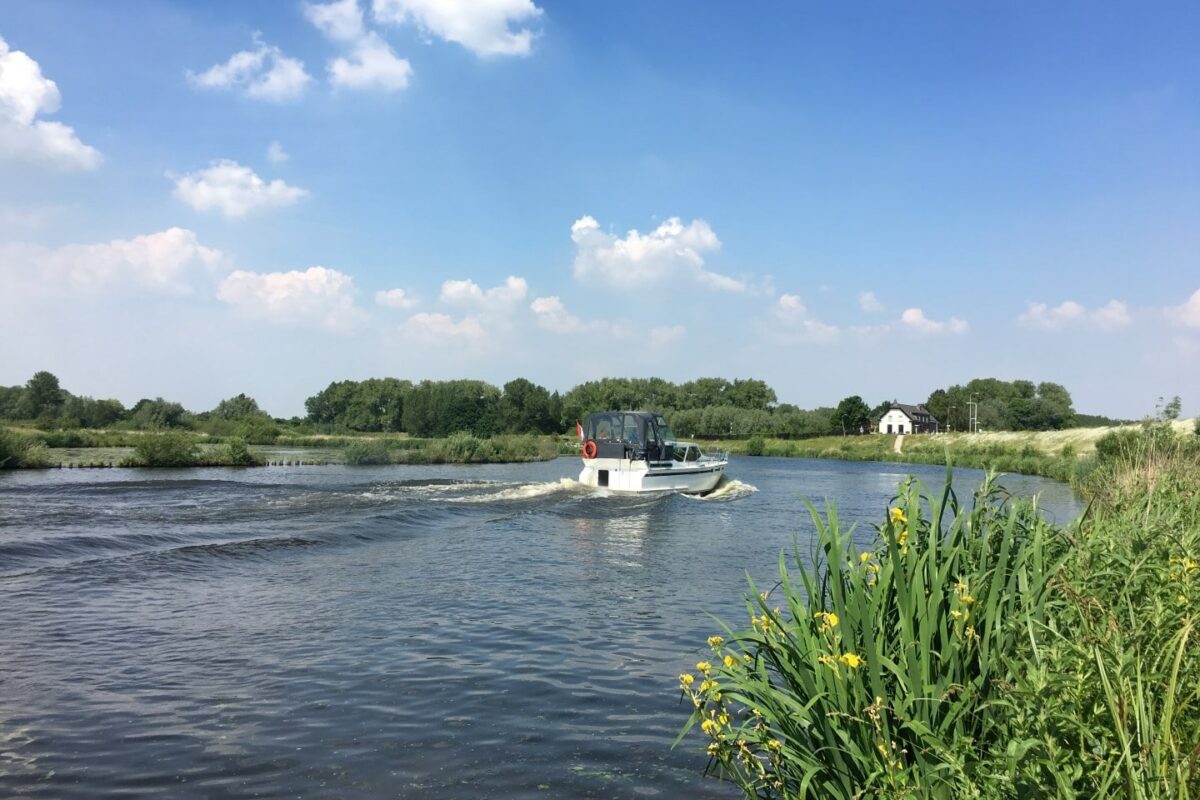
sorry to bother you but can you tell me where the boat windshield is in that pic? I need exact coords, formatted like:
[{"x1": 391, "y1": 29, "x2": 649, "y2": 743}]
[{"x1": 654, "y1": 415, "x2": 677, "y2": 442}]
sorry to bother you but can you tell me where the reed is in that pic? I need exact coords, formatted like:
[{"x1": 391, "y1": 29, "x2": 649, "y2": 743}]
[{"x1": 679, "y1": 427, "x2": 1200, "y2": 799}]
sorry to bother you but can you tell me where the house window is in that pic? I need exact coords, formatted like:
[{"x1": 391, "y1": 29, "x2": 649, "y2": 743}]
[
  {"x1": 887, "y1": 423, "x2": 893, "y2": 434},
  {"x1": 899, "y1": 425, "x2": 906, "y2": 434}
]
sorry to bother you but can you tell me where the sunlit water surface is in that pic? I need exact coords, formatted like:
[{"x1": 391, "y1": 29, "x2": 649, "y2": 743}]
[{"x1": 0, "y1": 457, "x2": 1080, "y2": 799}]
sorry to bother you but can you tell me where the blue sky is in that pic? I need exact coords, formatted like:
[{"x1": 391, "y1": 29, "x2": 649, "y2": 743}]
[{"x1": 1, "y1": 0, "x2": 1198, "y2": 418}]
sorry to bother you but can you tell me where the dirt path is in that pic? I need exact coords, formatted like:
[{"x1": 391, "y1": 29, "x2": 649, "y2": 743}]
[{"x1": 893, "y1": 434, "x2": 905, "y2": 453}]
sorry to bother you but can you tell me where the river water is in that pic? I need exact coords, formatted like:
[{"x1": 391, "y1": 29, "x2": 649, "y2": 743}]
[{"x1": 0, "y1": 457, "x2": 1079, "y2": 799}]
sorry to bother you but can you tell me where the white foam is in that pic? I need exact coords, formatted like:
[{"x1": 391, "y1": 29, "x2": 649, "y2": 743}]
[
  {"x1": 684, "y1": 477, "x2": 759, "y2": 502},
  {"x1": 446, "y1": 478, "x2": 586, "y2": 503}
]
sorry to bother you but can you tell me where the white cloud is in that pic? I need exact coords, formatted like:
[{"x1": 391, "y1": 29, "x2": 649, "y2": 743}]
[
  {"x1": 775, "y1": 293, "x2": 807, "y2": 319},
  {"x1": 375, "y1": 287, "x2": 417, "y2": 308},
  {"x1": 440, "y1": 275, "x2": 527, "y2": 309},
  {"x1": 529, "y1": 295, "x2": 630, "y2": 338},
  {"x1": 649, "y1": 324, "x2": 685, "y2": 347},
  {"x1": 304, "y1": 0, "x2": 366, "y2": 42},
  {"x1": 188, "y1": 35, "x2": 311, "y2": 103},
  {"x1": 1017, "y1": 299, "x2": 1131, "y2": 330},
  {"x1": 0, "y1": 35, "x2": 100, "y2": 170},
  {"x1": 1092, "y1": 300, "x2": 1132, "y2": 329},
  {"x1": 402, "y1": 311, "x2": 484, "y2": 342},
  {"x1": 1167, "y1": 288, "x2": 1200, "y2": 329},
  {"x1": 767, "y1": 293, "x2": 839, "y2": 342},
  {"x1": 372, "y1": 0, "x2": 543, "y2": 57},
  {"x1": 0, "y1": 227, "x2": 221, "y2": 293},
  {"x1": 266, "y1": 140, "x2": 289, "y2": 163},
  {"x1": 570, "y1": 215, "x2": 744, "y2": 293},
  {"x1": 530, "y1": 295, "x2": 582, "y2": 333},
  {"x1": 172, "y1": 160, "x2": 309, "y2": 218},
  {"x1": 328, "y1": 32, "x2": 412, "y2": 91},
  {"x1": 217, "y1": 266, "x2": 366, "y2": 332},
  {"x1": 900, "y1": 307, "x2": 969, "y2": 335},
  {"x1": 858, "y1": 291, "x2": 883, "y2": 313}
]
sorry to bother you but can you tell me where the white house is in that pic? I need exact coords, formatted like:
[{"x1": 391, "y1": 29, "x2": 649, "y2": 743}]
[{"x1": 878, "y1": 403, "x2": 940, "y2": 434}]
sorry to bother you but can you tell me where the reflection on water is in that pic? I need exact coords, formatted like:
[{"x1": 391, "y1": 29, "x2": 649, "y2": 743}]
[{"x1": 0, "y1": 457, "x2": 1079, "y2": 799}]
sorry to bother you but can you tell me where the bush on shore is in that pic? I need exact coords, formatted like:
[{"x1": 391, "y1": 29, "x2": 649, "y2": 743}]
[
  {"x1": 342, "y1": 433, "x2": 559, "y2": 466},
  {"x1": 680, "y1": 423, "x2": 1200, "y2": 799},
  {"x1": 0, "y1": 429, "x2": 50, "y2": 468},
  {"x1": 121, "y1": 431, "x2": 200, "y2": 467}
]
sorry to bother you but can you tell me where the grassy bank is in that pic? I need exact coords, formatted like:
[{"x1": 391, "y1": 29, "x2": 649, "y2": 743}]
[
  {"x1": 679, "y1": 422, "x2": 1200, "y2": 799},
  {"x1": 709, "y1": 420, "x2": 1197, "y2": 484},
  {"x1": 340, "y1": 432, "x2": 559, "y2": 465},
  {"x1": 1, "y1": 426, "x2": 563, "y2": 468}
]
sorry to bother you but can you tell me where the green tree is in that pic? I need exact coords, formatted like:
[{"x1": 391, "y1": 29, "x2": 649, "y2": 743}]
[
  {"x1": 211, "y1": 393, "x2": 265, "y2": 420},
  {"x1": 498, "y1": 378, "x2": 557, "y2": 434},
  {"x1": 833, "y1": 395, "x2": 872, "y2": 435},
  {"x1": 128, "y1": 398, "x2": 190, "y2": 429},
  {"x1": 25, "y1": 371, "x2": 63, "y2": 419},
  {"x1": 726, "y1": 379, "x2": 777, "y2": 411}
]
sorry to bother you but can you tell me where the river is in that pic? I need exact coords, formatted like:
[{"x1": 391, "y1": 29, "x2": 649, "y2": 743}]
[{"x1": 0, "y1": 457, "x2": 1079, "y2": 799}]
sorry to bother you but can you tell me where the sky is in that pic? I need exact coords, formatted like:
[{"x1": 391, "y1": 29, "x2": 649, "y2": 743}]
[{"x1": 1, "y1": 0, "x2": 1198, "y2": 419}]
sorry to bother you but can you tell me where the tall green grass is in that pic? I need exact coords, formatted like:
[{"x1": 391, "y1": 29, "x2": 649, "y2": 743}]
[
  {"x1": 680, "y1": 424, "x2": 1200, "y2": 799},
  {"x1": 0, "y1": 429, "x2": 50, "y2": 468},
  {"x1": 342, "y1": 433, "x2": 559, "y2": 465}
]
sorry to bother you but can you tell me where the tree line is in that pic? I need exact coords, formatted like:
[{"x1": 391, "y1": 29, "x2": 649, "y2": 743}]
[{"x1": 0, "y1": 370, "x2": 1129, "y2": 440}]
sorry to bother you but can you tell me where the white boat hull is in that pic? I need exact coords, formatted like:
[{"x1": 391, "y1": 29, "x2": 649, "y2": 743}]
[{"x1": 578, "y1": 458, "x2": 726, "y2": 494}]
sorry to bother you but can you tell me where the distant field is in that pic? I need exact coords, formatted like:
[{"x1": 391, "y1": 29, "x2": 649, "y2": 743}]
[{"x1": 707, "y1": 419, "x2": 1197, "y2": 483}]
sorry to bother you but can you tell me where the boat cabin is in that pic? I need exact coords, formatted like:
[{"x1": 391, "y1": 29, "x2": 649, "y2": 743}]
[{"x1": 583, "y1": 411, "x2": 683, "y2": 462}]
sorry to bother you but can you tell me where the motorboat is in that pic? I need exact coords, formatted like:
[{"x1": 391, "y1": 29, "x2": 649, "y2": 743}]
[{"x1": 577, "y1": 411, "x2": 728, "y2": 494}]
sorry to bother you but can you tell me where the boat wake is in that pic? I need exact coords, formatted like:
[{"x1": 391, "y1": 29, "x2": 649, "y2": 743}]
[
  {"x1": 444, "y1": 478, "x2": 589, "y2": 503},
  {"x1": 685, "y1": 477, "x2": 759, "y2": 502}
]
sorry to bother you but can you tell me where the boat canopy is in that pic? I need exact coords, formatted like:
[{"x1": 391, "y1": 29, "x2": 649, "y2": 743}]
[{"x1": 584, "y1": 411, "x2": 676, "y2": 445}]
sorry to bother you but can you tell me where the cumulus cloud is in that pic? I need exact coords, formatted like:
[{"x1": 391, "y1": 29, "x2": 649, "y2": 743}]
[
  {"x1": 775, "y1": 293, "x2": 807, "y2": 319},
  {"x1": 0, "y1": 35, "x2": 100, "y2": 170},
  {"x1": 858, "y1": 291, "x2": 883, "y2": 313},
  {"x1": 1017, "y1": 299, "x2": 1131, "y2": 330},
  {"x1": 266, "y1": 140, "x2": 289, "y2": 163},
  {"x1": 1091, "y1": 300, "x2": 1132, "y2": 329},
  {"x1": 217, "y1": 266, "x2": 366, "y2": 331},
  {"x1": 767, "y1": 293, "x2": 839, "y2": 342},
  {"x1": 1166, "y1": 288, "x2": 1200, "y2": 329},
  {"x1": 375, "y1": 287, "x2": 417, "y2": 308},
  {"x1": 0, "y1": 227, "x2": 221, "y2": 293},
  {"x1": 402, "y1": 311, "x2": 484, "y2": 342},
  {"x1": 570, "y1": 215, "x2": 744, "y2": 293},
  {"x1": 304, "y1": 0, "x2": 366, "y2": 42},
  {"x1": 394, "y1": 275, "x2": 528, "y2": 345},
  {"x1": 530, "y1": 295, "x2": 582, "y2": 333},
  {"x1": 188, "y1": 35, "x2": 311, "y2": 103},
  {"x1": 328, "y1": 32, "x2": 412, "y2": 91},
  {"x1": 373, "y1": 0, "x2": 543, "y2": 57},
  {"x1": 900, "y1": 307, "x2": 969, "y2": 335},
  {"x1": 172, "y1": 160, "x2": 309, "y2": 218},
  {"x1": 440, "y1": 275, "x2": 527, "y2": 309}
]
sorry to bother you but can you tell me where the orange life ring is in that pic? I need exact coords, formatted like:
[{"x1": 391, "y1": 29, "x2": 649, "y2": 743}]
[{"x1": 582, "y1": 440, "x2": 598, "y2": 459}]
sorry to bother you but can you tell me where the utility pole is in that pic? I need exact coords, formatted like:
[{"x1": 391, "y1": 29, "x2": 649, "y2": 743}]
[
  {"x1": 968, "y1": 394, "x2": 979, "y2": 434},
  {"x1": 948, "y1": 405, "x2": 956, "y2": 433}
]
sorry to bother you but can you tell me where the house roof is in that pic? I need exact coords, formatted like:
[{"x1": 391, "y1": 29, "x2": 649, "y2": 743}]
[{"x1": 889, "y1": 403, "x2": 940, "y2": 424}]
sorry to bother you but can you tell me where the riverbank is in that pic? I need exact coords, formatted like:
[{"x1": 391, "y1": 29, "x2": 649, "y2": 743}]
[
  {"x1": 681, "y1": 421, "x2": 1200, "y2": 799},
  {"x1": 707, "y1": 419, "x2": 1197, "y2": 485},
  {"x1": 0, "y1": 428, "x2": 561, "y2": 468}
]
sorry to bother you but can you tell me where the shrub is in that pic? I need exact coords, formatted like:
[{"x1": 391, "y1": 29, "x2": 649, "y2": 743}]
[
  {"x1": 0, "y1": 430, "x2": 52, "y2": 468},
  {"x1": 343, "y1": 439, "x2": 392, "y2": 465},
  {"x1": 222, "y1": 437, "x2": 261, "y2": 466},
  {"x1": 680, "y1": 474, "x2": 1061, "y2": 798},
  {"x1": 744, "y1": 435, "x2": 765, "y2": 457},
  {"x1": 680, "y1": 458, "x2": 1200, "y2": 799},
  {"x1": 121, "y1": 431, "x2": 199, "y2": 467}
]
